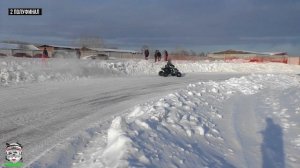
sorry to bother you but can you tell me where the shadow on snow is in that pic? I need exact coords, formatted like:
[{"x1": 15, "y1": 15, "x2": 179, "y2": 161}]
[{"x1": 261, "y1": 118, "x2": 285, "y2": 168}]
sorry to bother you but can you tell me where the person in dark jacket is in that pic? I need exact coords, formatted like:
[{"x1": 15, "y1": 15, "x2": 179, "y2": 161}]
[
  {"x1": 164, "y1": 50, "x2": 169, "y2": 61},
  {"x1": 154, "y1": 50, "x2": 158, "y2": 62},
  {"x1": 144, "y1": 49, "x2": 149, "y2": 60},
  {"x1": 43, "y1": 48, "x2": 48, "y2": 58},
  {"x1": 76, "y1": 49, "x2": 81, "y2": 59},
  {"x1": 157, "y1": 50, "x2": 162, "y2": 61},
  {"x1": 165, "y1": 59, "x2": 175, "y2": 68}
]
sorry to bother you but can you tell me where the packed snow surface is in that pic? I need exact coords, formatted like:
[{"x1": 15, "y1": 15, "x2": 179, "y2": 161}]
[
  {"x1": 71, "y1": 74, "x2": 300, "y2": 168},
  {"x1": 0, "y1": 57, "x2": 300, "y2": 168}
]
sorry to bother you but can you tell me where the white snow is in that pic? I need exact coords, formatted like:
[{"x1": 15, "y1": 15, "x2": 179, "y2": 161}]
[
  {"x1": 1, "y1": 57, "x2": 300, "y2": 86},
  {"x1": 1, "y1": 57, "x2": 300, "y2": 168},
  {"x1": 72, "y1": 74, "x2": 300, "y2": 168}
]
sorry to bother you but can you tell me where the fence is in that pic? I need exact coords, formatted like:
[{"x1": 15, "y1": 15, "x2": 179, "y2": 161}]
[
  {"x1": 142, "y1": 55, "x2": 211, "y2": 62},
  {"x1": 1, "y1": 48, "x2": 299, "y2": 65},
  {"x1": 288, "y1": 57, "x2": 300, "y2": 65},
  {"x1": 160, "y1": 54, "x2": 299, "y2": 65},
  {"x1": 223, "y1": 55, "x2": 289, "y2": 64},
  {"x1": 169, "y1": 55, "x2": 210, "y2": 61}
]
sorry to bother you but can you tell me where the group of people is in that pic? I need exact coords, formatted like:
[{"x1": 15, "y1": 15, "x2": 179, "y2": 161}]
[{"x1": 144, "y1": 49, "x2": 169, "y2": 62}]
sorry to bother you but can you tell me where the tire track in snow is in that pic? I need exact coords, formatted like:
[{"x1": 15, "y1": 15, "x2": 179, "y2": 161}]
[
  {"x1": 0, "y1": 74, "x2": 245, "y2": 166},
  {"x1": 225, "y1": 94, "x2": 262, "y2": 168}
]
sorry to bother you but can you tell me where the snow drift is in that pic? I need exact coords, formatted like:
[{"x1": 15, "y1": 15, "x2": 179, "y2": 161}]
[
  {"x1": 1, "y1": 57, "x2": 300, "y2": 86},
  {"x1": 72, "y1": 74, "x2": 300, "y2": 168}
]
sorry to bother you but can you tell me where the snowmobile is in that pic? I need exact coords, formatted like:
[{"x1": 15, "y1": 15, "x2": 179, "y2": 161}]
[{"x1": 159, "y1": 63, "x2": 182, "y2": 77}]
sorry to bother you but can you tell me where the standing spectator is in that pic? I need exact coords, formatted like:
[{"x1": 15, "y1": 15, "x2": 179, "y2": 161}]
[
  {"x1": 43, "y1": 47, "x2": 48, "y2": 58},
  {"x1": 42, "y1": 47, "x2": 48, "y2": 65},
  {"x1": 157, "y1": 50, "x2": 162, "y2": 61},
  {"x1": 164, "y1": 50, "x2": 169, "y2": 61},
  {"x1": 144, "y1": 49, "x2": 149, "y2": 60},
  {"x1": 154, "y1": 50, "x2": 158, "y2": 62},
  {"x1": 76, "y1": 49, "x2": 81, "y2": 59}
]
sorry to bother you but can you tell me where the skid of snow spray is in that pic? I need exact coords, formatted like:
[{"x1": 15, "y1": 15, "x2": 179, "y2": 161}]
[
  {"x1": 1, "y1": 57, "x2": 300, "y2": 86},
  {"x1": 30, "y1": 74, "x2": 300, "y2": 168}
]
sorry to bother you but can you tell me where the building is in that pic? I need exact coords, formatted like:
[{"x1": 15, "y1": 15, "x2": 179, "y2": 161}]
[
  {"x1": 208, "y1": 49, "x2": 256, "y2": 59},
  {"x1": 37, "y1": 45, "x2": 141, "y2": 59},
  {"x1": 80, "y1": 47, "x2": 108, "y2": 60},
  {"x1": 0, "y1": 43, "x2": 41, "y2": 58},
  {"x1": 38, "y1": 44, "x2": 80, "y2": 58},
  {"x1": 84, "y1": 48, "x2": 141, "y2": 59},
  {"x1": 208, "y1": 49, "x2": 288, "y2": 63},
  {"x1": 1, "y1": 42, "x2": 141, "y2": 59}
]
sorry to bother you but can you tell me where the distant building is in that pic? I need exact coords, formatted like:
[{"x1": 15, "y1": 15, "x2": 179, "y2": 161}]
[
  {"x1": 37, "y1": 45, "x2": 141, "y2": 59},
  {"x1": 38, "y1": 44, "x2": 80, "y2": 58},
  {"x1": 1, "y1": 42, "x2": 141, "y2": 59},
  {"x1": 80, "y1": 47, "x2": 108, "y2": 60},
  {"x1": 0, "y1": 43, "x2": 41, "y2": 58},
  {"x1": 208, "y1": 49, "x2": 257, "y2": 60},
  {"x1": 85, "y1": 47, "x2": 140, "y2": 59},
  {"x1": 208, "y1": 49, "x2": 288, "y2": 63}
]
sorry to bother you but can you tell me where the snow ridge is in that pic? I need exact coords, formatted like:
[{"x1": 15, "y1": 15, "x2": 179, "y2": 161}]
[
  {"x1": 1, "y1": 57, "x2": 300, "y2": 86},
  {"x1": 72, "y1": 74, "x2": 299, "y2": 168}
]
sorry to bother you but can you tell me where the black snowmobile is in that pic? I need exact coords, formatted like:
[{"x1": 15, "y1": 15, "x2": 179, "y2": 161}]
[{"x1": 159, "y1": 61, "x2": 182, "y2": 77}]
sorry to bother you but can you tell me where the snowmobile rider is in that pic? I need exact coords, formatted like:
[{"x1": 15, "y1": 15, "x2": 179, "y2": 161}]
[{"x1": 165, "y1": 60, "x2": 175, "y2": 69}]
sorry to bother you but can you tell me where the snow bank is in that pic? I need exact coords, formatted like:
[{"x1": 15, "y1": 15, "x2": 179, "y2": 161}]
[
  {"x1": 0, "y1": 58, "x2": 126, "y2": 86},
  {"x1": 1, "y1": 57, "x2": 300, "y2": 86},
  {"x1": 72, "y1": 74, "x2": 300, "y2": 168}
]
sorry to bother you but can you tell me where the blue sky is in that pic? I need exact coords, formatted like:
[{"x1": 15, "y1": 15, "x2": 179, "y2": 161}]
[{"x1": 0, "y1": 0, "x2": 300, "y2": 54}]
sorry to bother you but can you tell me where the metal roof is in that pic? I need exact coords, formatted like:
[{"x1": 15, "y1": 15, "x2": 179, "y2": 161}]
[
  {"x1": 0, "y1": 43, "x2": 19, "y2": 50},
  {"x1": 0, "y1": 43, "x2": 40, "y2": 50},
  {"x1": 88, "y1": 48, "x2": 139, "y2": 54},
  {"x1": 39, "y1": 44, "x2": 79, "y2": 49},
  {"x1": 213, "y1": 49, "x2": 287, "y2": 56}
]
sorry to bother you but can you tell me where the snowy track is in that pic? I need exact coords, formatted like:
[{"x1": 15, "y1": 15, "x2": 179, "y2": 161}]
[
  {"x1": 1, "y1": 58, "x2": 300, "y2": 168},
  {"x1": 220, "y1": 86, "x2": 300, "y2": 168},
  {"x1": 68, "y1": 74, "x2": 300, "y2": 168},
  {"x1": 0, "y1": 73, "x2": 243, "y2": 166},
  {"x1": 224, "y1": 95, "x2": 263, "y2": 167}
]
